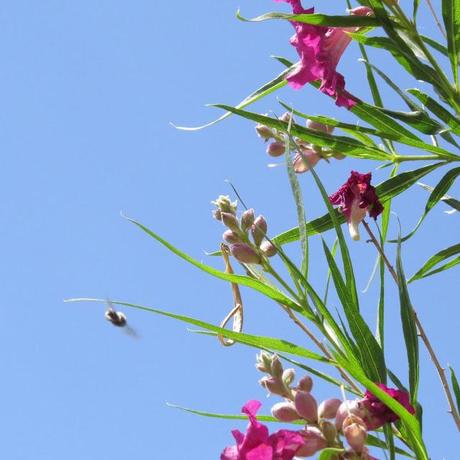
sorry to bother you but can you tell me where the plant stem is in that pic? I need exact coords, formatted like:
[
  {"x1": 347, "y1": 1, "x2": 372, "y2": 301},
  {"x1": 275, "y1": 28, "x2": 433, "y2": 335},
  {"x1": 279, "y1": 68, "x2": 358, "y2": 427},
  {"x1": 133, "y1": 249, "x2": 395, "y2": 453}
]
[
  {"x1": 362, "y1": 220, "x2": 460, "y2": 431},
  {"x1": 281, "y1": 303, "x2": 362, "y2": 395},
  {"x1": 423, "y1": 0, "x2": 446, "y2": 38}
]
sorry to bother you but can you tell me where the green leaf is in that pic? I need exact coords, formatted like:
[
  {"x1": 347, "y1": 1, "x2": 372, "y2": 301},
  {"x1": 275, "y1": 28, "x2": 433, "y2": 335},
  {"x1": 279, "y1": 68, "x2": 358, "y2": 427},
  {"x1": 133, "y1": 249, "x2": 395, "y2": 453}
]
[
  {"x1": 322, "y1": 240, "x2": 387, "y2": 383},
  {"x1": 236, "y1": 10, "x2": 380, "y2": 27},
  {"x1": 408, "y1": 88, "x2": 460, "y2": 135},
  {"x1": 68, "y1": 298, "x2": 329, "y2": 362},
  {"x1": 283, "y1": 117, "x2": 309, "y2": 281},
  {"x1": 398, "y1": 167, "x2": 460, "y2": 242},
  {"x1": 421, "y1": 35, "x2": 449, "y2": 57},
  {"x1": 317, "y1": 448, "x2": 345, "y2": 460},
  {"x1": 409, "y1": 243, "x2": 460, "y2": 282},
  {"x1": 273, "y1": 163, "x2": 444, "y2": 245},
  {"x1": 123, "y1": 216, "x2": 309, "y2": 316},
  {"x1": 367, "y1": 433, "x2": 415, "y2": 458},
  {"x1": 442, "y1": 0, "x2": 460, "y2": 87},
  {"x1": 213, "y1": 105, "x2": 391, "y2": 161},
  {"x1": 449, "y1": 366, "x2": 460, "y2": 416},
  {"x1": 417, "y1": 182, "x2": 460, "y2": 212},
  {"x1": 173, "y1": 67, "x2": 291, "y2": 131},
  {"x1": 278, "y1": 100, "x2": 456, "y2": 156},
  {"x1": 396, "y1": 243, "x2": 420, "y2": 406}
]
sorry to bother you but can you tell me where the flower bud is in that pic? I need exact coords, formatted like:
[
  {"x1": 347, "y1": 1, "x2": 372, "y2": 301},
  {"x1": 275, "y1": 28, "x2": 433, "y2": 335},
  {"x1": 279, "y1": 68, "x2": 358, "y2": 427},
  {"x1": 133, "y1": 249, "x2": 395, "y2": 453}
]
[
  {"x1": 332, "y1": 152, "x2": 346, "y2": 160},
  {"x1": 241, "y1": 208, "x2": 255, "y2": 232},
  {"x1": 230, "y1": 243, "x2": 261, "y2": 264},
  {"x1": 251, "y1": 215, "x2": 267, "y2": 246},
  {"x1": 259, "y1": 376, "x2": 286, "y2": 397},
  {"x1": 319, "y1": 420, "x2": 337, "y2": 444},
  {"x1": 348, "y1": 6, "x2": 374, "y2": 16},
  {"x1": 295, "y1": 427, "x2": 327, "y2": 457},
  {"x1": 343, "y1": 415, "x2": 367, "y2": 453},
  {"x1": 260, "y1": 240, "x2": 277, "y2": 257},
  {"x1": 293, "y1": 150, "x2": 321, "y2": 174},
  {"x1": 306, "y1": 119, "x2": 334, "y2": 134},
  {"x1": 294, "y1": 391, "x2": 318, "y2": 422},
  {"x1": 270, "y1": 355, "x2": 283, "y2": 379},
  {"x1": 266, "y1": 141, "x2": 285, "y2": 157},
  {"x1": 213, "y1": 209, "x2": 222, "y2": 221},
  {"x1": 255, "y1": 123, "x2": 274, "y2": 140},
  {"x1": 279, "y1": 112, "x2": 293, "y2": 123},
  {"x1": 221, "y1": 212, "x2": 240, "y2": 232},
  {"x1": 318, "y1": 398, "x2": 342, "y2": 420},
  {"x1": 271, "y1": 402, "x2": 300, "y2": 422},
  {"x1": 282, "y1": 368, "x2": 296, "y2": 386},
  {"x1": 256, "y1": 351, "x2": 272, "y2": 373},
  {"x1": 212, "y1": 195, "x2": 237, "y2": 214},
  {"x1": 223, "y1": 230, "x2": 240, "y2": 244},
  {"x1": 335, "y1": 400, "x2": 365, "y2": 432},
  {"x1": 296, "y1": 375, "x2": 313, "y2": 393}
]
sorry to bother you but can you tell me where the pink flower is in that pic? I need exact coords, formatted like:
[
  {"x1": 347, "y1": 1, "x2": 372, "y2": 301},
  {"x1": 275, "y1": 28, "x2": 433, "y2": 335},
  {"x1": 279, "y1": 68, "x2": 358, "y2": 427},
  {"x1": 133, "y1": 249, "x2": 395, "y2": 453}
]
[
  {"x1": 328, "y1": 171, "x2": 383, "y2": 241},
  {"x1": 275, "y1": 0, "x2": 372, "y2": 108},
  {"x1": 360, "y1": 384, "x2": 416, "y2": 430},
  {"x1": 220, "y1": 400, "x2": 305, "y2": 460}
]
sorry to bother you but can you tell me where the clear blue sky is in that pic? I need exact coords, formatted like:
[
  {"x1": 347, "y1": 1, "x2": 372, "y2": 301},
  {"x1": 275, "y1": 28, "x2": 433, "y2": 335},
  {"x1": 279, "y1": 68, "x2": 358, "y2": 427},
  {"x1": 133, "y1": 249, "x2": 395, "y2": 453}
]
[{"x1": 0, "y1": 1, "x2": 458, "y2": 459}]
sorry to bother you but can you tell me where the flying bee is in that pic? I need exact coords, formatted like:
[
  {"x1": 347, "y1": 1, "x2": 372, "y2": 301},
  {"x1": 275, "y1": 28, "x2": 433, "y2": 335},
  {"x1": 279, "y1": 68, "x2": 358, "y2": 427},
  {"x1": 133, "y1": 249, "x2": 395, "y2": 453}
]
[{"x1": 105, "y1": 300, "x2": 138, "y2": 337}]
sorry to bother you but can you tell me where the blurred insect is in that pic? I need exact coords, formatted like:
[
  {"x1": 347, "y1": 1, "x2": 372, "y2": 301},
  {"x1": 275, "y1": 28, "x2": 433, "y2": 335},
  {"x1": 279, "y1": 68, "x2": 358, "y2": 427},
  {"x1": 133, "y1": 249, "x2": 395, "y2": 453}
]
[{"x1": 105, "y1": 300, "x2": 138, "y2": 338}]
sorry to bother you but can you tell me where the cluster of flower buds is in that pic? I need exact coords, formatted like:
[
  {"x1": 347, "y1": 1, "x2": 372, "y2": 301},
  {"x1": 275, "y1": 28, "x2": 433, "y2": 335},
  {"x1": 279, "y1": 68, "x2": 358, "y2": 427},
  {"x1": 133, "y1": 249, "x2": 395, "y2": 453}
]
[
  {"x1": 255, "y1": 353, "x2": 403, "y2": 458},
  {"x1": 212, "y1": 195, "x2": 277, "y2": 265},
  {"x1": 255, "y1": 114, "x2": 345, "y2": 174}
]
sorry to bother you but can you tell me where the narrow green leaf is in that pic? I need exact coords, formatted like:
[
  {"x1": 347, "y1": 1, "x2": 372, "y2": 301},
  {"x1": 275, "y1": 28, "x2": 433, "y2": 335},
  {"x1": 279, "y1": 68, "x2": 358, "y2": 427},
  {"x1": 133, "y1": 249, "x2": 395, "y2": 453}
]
[
  {"x1": 367, "y1": 433, "x2": 415, "y2": 458},
  {"x1": 396, "y1": 243, "x2": 420, "y2": 406},
  {"x1": 167, "y1": 404, "x2": 304, "y2": 424},
  {"x1": 398, "y1": 167, "x2": 460, "y2": 241},
  {"x1": 173, "y1": 68, "x2": 291, "y2": 131},
  {"x1": 409, "y1": 243, "x2": 460, "y2": 282},
  {"x1": 284, "y1": 117, "x2": 309, "y2": 281},
  {"x1": 408, "y1": 88, "x2": 460, "y2": 135},
  {"x1": 124, "y1": 216, "x2": 306, "y2": 315},
  {"x1": 383, "y1": 423, "x2": 396, "y2": 460},
  {"x1": 68, "y1": 298, "x2": 329, "y2": 362},
  {"x1": 417, "y1": 182, "x2": 460, "y2": 212},
  {"x1": 449, "y1": 366, "x2": 460, "y2": 416},
  {"x1": 442, "y1": 0, "x2": 460, "y2": 88},
  {"x1": 213, "y1": 105, "x2": 390, "y2": 160},
  {"x1": 421, "y1": 35, "x2": 449, "y2": 57},
  {"x1": 322, "y1": 241, "x2": 386, "y2": 382},
  {"x1": 273, "y1": 163, "x2": 444, "y2": 245},
  {"x1": 236, "y1": 10, "x2": 380, "y2": 27}
]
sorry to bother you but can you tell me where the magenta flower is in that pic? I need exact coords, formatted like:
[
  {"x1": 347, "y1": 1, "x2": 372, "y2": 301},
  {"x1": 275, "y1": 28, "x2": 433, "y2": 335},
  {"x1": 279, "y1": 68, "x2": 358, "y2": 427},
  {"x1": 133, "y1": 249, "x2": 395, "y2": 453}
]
[
  {"x1": 220, "y1": 400, "x2": 305, "y2": 460},
  {"x1": 275, "y1": 0, "x2": 372, "y2": 108},
  {"x1": 360, "y1": 384, "x2": 416, "y2": 430},
  {"x1": 328, "y1": 171, "x2": 383, "y2": 241}
]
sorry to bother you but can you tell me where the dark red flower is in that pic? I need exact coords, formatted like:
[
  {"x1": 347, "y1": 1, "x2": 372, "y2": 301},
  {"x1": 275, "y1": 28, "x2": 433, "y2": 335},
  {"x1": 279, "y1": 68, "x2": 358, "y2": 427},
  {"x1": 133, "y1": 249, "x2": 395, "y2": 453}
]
[
  {"x1": 360, "y1": 384, "x2": 416, "y2": 430},
  {"x1": 328, "y1": 171, "x2": 383, "y2": 240}
]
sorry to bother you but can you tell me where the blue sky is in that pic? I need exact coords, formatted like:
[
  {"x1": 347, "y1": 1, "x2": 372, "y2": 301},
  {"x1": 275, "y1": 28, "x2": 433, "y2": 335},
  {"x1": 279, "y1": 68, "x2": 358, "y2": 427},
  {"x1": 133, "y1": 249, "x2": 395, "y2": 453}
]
[{"x1": 0, "y1": 1, "x2": 458, "y2": 459}]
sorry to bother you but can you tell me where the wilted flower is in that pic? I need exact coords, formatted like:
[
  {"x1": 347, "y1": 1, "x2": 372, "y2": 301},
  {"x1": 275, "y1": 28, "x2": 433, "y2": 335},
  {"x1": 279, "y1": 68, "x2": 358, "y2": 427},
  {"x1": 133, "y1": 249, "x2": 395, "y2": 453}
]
[
  {"x1": 221, "y1": 400, "x2": 305, "y2": 460},
  {"x1": 275, "y1": 0, "x2": 373, "y2": 108},
  {"x1": 360, "y1": 384, "x2": 415, "y2": 430},
  {"x1": 328, "y1": 171, "x2": 383, "y2": 241}
]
